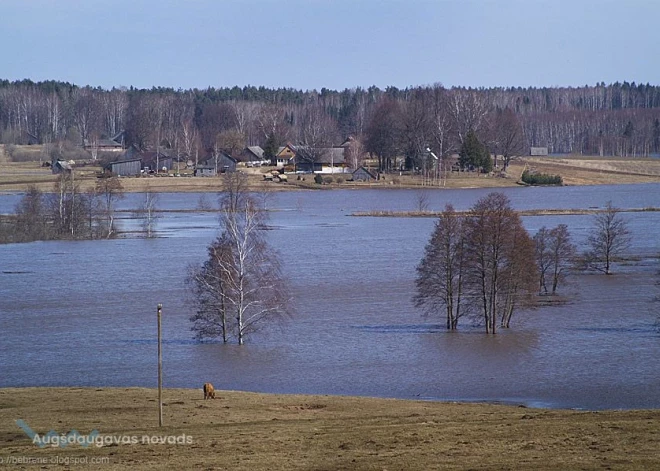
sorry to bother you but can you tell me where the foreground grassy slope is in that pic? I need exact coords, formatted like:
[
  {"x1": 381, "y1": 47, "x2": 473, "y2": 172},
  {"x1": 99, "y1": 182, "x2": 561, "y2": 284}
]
[{"x1": 0, "y1": 388, "x2": 658, "y2": 470}]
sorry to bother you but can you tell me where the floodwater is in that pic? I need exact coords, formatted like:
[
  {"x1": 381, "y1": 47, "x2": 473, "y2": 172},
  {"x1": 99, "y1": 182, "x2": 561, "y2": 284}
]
[{"x1": 1, "y1": 184, "x2": 659, "y2": 410}]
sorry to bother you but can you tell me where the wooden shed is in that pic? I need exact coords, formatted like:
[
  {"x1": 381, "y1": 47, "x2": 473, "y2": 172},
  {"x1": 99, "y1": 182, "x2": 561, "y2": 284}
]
[
  {"x1": 352, "y1": 166, "x2": 377, "y2": 182},
  {"x1": 51, "y1": 159, "x2": 73, "y2": 174},
  {"x1": 105, "y1": 159, "x2": 142, "y2": 177},
  {"x1": 530, "y1": 147, "x2": 549, "y2": 156}
]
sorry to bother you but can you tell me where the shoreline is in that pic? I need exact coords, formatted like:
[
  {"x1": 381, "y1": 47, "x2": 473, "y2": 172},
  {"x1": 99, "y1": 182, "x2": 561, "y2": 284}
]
[{"x1": 1, "y1": 387, "x2": 658, "y2": 470}]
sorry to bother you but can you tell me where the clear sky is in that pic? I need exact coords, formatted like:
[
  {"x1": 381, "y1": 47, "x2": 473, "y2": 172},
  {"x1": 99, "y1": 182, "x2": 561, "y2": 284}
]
[{"x1": 2, "y1": 0, "x2": 658, "y2": 91}]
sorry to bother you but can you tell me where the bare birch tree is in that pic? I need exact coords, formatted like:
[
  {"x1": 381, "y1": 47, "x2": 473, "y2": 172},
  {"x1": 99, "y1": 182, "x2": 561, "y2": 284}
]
[
  {"x1": 133, "y1": 185, "x2": 160, "y2": 238},
  {"x1": 582, "y1": 201, "x2": 631, "y2": 275},
  {"x1": 95, "y1": 176, "x2": 124, "y2": 238},
  {"x1": 535, "y1": 224, "x2": 576, "y2": 294},
  {"x1": 189, "y1": 173, "x2": 291, "y2": 344}
]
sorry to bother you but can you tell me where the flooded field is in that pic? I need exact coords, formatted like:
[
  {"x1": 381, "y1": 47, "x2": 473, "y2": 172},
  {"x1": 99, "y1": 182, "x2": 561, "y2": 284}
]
[{"x1": 1, "y1": 184, "x2": 659, "y2": 409}]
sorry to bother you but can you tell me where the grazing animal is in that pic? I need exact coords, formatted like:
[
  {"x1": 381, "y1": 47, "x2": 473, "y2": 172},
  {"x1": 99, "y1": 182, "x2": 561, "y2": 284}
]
[{"x1": 203, "y1": 382, "x2": 215, "y2": 400}]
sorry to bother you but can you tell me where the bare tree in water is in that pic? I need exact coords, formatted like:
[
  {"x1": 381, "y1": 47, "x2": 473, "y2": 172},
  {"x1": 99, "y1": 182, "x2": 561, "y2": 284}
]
[
  {"x1": 582, "y1": 201, "x2": 631, "y2": 275},
  {"x1": 189, "y1": 173, "x2": 292, "y2": 344},
  {"x1": 416, "y1": 193, "x2": 538, "y2": 333},
  {"x1": 133, "y1": 185, "x2": 160, "y2": 238}
]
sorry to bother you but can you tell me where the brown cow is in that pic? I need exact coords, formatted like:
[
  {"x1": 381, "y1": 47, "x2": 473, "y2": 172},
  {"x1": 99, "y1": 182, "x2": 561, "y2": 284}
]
[{"x1": 203, "y1": 382, "x2": 215, "y2": 400}]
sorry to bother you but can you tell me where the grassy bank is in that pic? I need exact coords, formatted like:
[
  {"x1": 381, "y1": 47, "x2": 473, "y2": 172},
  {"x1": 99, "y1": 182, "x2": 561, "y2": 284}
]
[{"x1": 0, "y1": 388, "x2": 658, "y2": 470}]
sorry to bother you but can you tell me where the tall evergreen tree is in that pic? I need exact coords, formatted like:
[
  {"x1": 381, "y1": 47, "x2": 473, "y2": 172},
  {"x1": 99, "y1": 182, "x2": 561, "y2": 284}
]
[{"x1": 459, "y1": 130, "x2": 492, "y2": 172}]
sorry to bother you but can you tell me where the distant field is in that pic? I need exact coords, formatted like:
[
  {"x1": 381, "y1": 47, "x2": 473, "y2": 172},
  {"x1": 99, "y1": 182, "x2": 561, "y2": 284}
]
[{"x1": 525, "y1": 156, "x2": 660, "y2": 185}]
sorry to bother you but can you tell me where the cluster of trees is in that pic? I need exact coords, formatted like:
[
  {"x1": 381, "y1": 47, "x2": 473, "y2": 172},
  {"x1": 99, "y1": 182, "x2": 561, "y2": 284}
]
[
  {"x1": 187, "y1": 173, "x2": 291, "y2": 344},
  {"x1": 0, "y1": 176, "x2": 163, "y2": 244},
  {"x1": 415, "y1": 194, "x2": 632, "y2": 333},
  {"x1": 414, "y1": 194, "x2": 538, "y2": 333},
  {"x1": 1, "y1": 79, "x2": 659, "y2": 171},
  {"x1": 2, "y1": 176, "x2": 125, "y2": 243}
]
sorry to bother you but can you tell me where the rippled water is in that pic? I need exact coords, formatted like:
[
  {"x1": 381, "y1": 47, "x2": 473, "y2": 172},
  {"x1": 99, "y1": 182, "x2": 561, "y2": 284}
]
[{"x1": 1, "y1": 184, "x2": 659, "y2": 410}]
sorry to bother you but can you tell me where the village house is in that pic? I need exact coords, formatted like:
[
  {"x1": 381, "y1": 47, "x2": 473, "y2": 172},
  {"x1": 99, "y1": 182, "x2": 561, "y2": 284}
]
[
  {"x1": 83, "y1": 131, "x2": 125, "y2": 153},
  {"x1": 274, "y1": 145, "x2": 296, "y2": 167},
  {"x1": 292, "y1": 145, "x2": 347, "y2": 173}
]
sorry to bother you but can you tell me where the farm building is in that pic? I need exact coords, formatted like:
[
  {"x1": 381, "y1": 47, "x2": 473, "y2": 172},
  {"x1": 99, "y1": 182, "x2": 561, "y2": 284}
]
[
  {"x1": 242, "y1": 146, "x2": 269, "y2": 166},
  {"x1": 194, "y1": 165, "x2": 216, "y2": 177},
  {"x1": 51, "y1": 159, "x2": 73, "y2": 174},
  {"x1": 105, "y1": 159, "x2": 142, "y2": 177},
  {"x1": 530, "y1": 147, "x2": 549, "y2": 156},
  {"x1": 291, "y1": 145, "x2": 347, "y2": 173},
  {"x1": 83, "y1": 137, "x2": 123, "y2": 153},
  {"x1": 141, "y1": 151, "x2": 174, "y2": 173},
  {"x1": 195, "y1": 152, "x2": 237, "y2": 175},
  {"x1": 352, "y1": 166, "x2": 377, "y2": 182}
]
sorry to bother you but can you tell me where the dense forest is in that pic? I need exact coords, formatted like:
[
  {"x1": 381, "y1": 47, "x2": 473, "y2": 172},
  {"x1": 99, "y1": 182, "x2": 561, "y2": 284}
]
[{"x1": 1, "y1": 79, "x2": 659, "y2": 168}]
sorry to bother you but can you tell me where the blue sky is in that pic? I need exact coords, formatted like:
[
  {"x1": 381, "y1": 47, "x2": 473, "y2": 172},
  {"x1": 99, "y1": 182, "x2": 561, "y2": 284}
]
[{"x1": 2, "y1": 0, "x2": 658, "y2": 91}]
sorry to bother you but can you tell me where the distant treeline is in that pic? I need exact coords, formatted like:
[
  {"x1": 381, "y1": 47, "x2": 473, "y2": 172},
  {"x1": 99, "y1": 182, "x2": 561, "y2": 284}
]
[{"x1": 1, "y1": 79, "x2": 659, "y2": 167}]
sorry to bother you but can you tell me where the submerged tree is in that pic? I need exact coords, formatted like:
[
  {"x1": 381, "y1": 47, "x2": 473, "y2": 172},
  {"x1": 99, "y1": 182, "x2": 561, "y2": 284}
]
[
  {"x1": 133, "y1": 185, "x2": 160, "y2": 238},
  {"x1": 95, "y1": 176, "x2": 124, "y2": 238},
  {"x1": 534, "y1": 224, "x2": 576, "y2": 294},
  {"x1": 189, "y1": 172, "x2": 291, "y2": 344},
  {"x1": 463, "y1": 192, "x2": 536, "y2": 333},
  {"x1": 188, "y1": 233, "x2": 234, "y2": 343},
  {"x1": 414, "y1": 193, "x2": 538, "y2": 333},
  {"x1": 582, "y1": 201, "x2": 632, "y2": 275},
  {"x1": 414, "y1": 204, "x2": 467, "y2": 330},
  {"x1": 14, "y1": 185, "x2": 48, "y2": 242},
  {"x1": 47, "y1": 171, "x2": 92, "y2": 239}
]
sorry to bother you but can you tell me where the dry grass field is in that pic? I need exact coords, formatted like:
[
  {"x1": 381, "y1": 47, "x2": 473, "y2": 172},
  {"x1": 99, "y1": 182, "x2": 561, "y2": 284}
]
[{"x1": 0, "y1": 388, "x2": 659, "y2": 470}]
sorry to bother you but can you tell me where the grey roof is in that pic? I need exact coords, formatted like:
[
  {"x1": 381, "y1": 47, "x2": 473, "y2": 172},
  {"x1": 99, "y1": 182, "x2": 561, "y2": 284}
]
[
  {"x1": 530, "y1": 147, "x2": 549, "y2": 156},
  {"x1": 83, "y1": 138, "x2": 123, "y2": 148},
  {"x1": 245, "y1": 146, "x2": 265, "y2": 160},
  {"x1": 353, "y1": 166, "x2": 376, "y2": 178},
  {"x1": 292, "y1": 145, "x2": 345, "y2": 164},
  {"x1": 54, "y1": 160, "x2": 73, "y2": 171},
  {"x1": 200, "y1": 152, "x2": 237, "y2": 167},
  {"x1": 105, "y1": 158, "x2": 142, "y2": 169}
]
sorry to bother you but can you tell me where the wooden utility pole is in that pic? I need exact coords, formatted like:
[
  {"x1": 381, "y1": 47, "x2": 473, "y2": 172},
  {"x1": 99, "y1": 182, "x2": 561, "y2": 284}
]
[{"x1": 157, "y1": 303, "x2": 163, "y2": 427}]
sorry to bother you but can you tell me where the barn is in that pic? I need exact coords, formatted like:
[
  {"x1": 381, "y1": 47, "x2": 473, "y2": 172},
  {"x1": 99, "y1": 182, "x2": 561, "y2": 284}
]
[
  {"x1": 51, "y1": 159, "x2": 73, "y2": 174},
  {"x1": 105, "y1": 159, "x2": 142, "y2": 177},
  {"x1": 195, "y1": 152, "x2": 237, "y2": 175}
]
